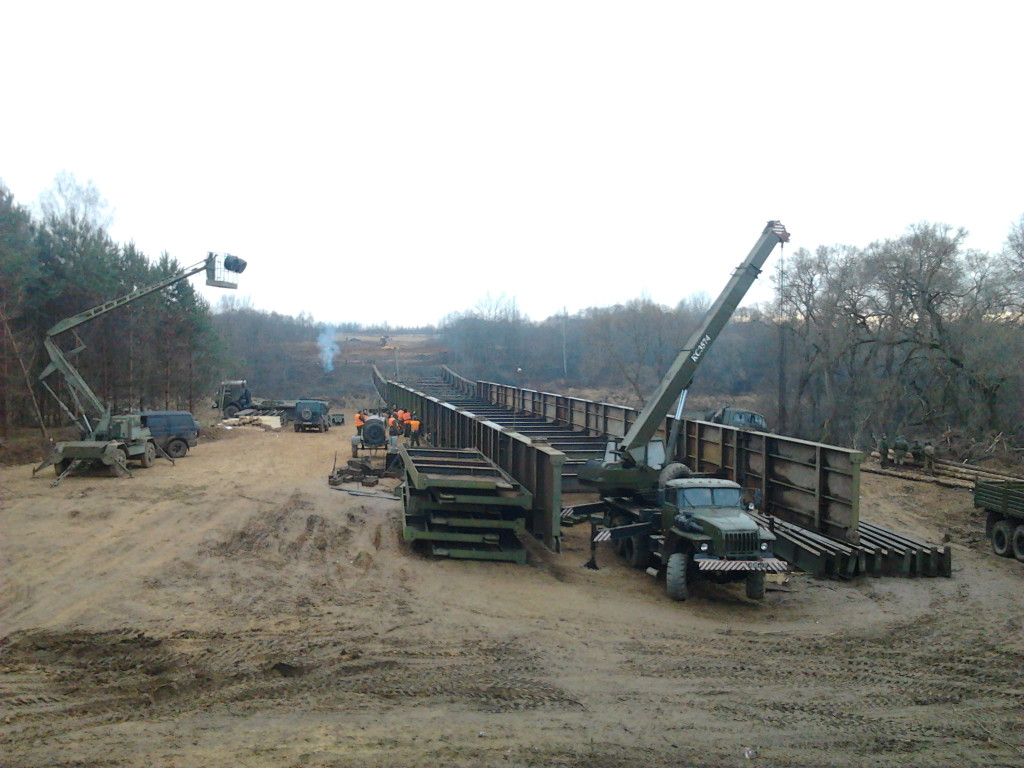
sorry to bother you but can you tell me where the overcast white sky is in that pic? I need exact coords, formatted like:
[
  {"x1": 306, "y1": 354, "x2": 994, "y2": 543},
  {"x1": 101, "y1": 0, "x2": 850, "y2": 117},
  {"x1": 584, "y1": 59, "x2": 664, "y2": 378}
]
[{"x1": 2, "y1": 1, "x2": 1021, "y2": 328}]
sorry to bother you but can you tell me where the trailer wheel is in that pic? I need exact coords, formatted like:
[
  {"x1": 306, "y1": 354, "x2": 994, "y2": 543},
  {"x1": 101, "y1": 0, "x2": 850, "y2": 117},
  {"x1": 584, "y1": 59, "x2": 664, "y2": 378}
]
[
  {"x1": 224, "y1": 404, "x2": 239, "y2": 419},
  {"x1": 166, "y1": 438, "x2": 188, "y2": 459},
  {"x1": 623, "y1": 534, "x2": 650, "y2": 569},
  {"x1": 1011, "y1": 524, "x2": 1024, "y2": 562},
  {"x1": 991, "y1": 520, "x2": 1013, "y2": 557},
  {"x1": 109, "y1": 447, "x2": 129, "y2": 477},
  {"x1": 666, "y1": 552, "x2": 689, "y2": 601},
  {"x1": 140, "y1": 441, "x2": 156, "y2": 468},
  {"x1": 745, "y1": 571, "x2": 766, "y2": 600}
]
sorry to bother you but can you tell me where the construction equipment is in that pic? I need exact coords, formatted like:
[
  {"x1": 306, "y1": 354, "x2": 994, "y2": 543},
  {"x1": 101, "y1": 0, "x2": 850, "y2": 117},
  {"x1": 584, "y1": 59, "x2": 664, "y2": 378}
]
[
  {"x1": 974, "y1": 480, "x2": 1024, "y2": 561},
  {"x1": 351, "y1": 411, "x2": 395, "y2": 458},
  {"x1": 576, "y1": 221, "x2": 789, "y2": 600},
  {"x1": 681, "y1": 406, "x2": 769, "y2": 431},
  {"x1": 399, "y1": 446, "x2": 532, "y2": 563},
  {"x1": 212, "y1": 380, "x2": 298, "y2": 421},
  {"x1": 33, "y1": 252, "x2": 246, "y2": 482}
]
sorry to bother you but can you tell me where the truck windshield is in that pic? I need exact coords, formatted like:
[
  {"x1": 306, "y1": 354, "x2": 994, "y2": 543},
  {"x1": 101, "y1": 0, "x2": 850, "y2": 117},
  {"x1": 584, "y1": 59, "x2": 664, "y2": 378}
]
[{"x1": 676, "y1": 487, "x2": 743, "y2": 508}]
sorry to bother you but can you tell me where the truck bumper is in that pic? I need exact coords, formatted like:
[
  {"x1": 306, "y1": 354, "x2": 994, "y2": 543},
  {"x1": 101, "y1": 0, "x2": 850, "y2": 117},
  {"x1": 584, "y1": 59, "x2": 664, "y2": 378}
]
[{"x1": 695, "y1": 557, "x2": 788, "y2": 573}]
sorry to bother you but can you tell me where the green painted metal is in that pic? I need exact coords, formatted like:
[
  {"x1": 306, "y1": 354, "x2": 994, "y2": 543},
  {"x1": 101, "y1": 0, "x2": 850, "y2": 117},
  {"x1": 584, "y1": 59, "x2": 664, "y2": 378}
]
[{"x1": 400, "y1": 445, "x2": 533, "y2": 563}]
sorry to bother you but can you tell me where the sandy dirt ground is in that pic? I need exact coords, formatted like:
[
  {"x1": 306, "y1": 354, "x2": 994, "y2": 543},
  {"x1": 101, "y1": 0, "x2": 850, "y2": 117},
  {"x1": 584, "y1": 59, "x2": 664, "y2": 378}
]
[{"x1": 2, "y1": 421, "x2": 1022, "y2": 768}]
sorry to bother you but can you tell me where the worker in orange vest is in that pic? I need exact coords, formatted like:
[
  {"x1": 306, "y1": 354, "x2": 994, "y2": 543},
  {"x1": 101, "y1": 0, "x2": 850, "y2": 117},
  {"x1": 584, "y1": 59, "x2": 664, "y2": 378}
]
[
  {"x1": 354, "y1": 410, "x2": 365, "y2": 436},
  {"x1": 409, "y1": 414, "x2": 422, "y2": 446}
]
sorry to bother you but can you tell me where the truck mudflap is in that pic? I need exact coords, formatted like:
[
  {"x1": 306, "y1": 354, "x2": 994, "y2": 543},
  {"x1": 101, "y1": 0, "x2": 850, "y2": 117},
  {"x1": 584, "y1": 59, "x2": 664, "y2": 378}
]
[{"x1": 695, "y1": 557, "x2": 788, "y2": 573}]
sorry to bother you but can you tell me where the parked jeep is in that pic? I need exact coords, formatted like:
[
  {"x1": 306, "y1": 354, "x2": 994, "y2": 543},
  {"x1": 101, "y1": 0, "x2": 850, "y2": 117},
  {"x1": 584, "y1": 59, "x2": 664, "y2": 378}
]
[
  {"x1": 137, "y1": 410, "x2": 201, "y2": 459},
  {"x1": 294, "y1": 399, "x2": 330, "y2": 432}
]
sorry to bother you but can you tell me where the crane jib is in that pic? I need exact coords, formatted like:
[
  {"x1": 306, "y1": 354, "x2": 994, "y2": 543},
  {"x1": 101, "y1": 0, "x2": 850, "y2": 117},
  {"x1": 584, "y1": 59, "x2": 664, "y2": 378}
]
[
  {"x1": 689, "y1": 334, "x2": 712, "y2": 364},
  {"x1": 616, "y1": 220, "x2": 789, "y2": 457}
]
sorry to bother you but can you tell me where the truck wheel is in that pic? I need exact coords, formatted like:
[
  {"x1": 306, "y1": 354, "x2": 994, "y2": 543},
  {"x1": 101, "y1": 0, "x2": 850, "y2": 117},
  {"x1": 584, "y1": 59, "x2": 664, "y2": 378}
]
[
  {"x1": 294, "y1": 424, "x2": 301, "y2": 433},
  {"x1": 166, "y1": 438, "x2": 188, "y2": 459},
  {"x1": 623, "y1": 535, "x2": 651, "y2": 569},
  {"x1": 745, "y1": 571, "x2": 766, "y2": 600},
  {"x1": 991, "y1": 520, "x2": 1013, "y2": 557},
  {"x1": 140, "y1": 441, "x2": 156, "y2": 468},
  {"x1": 611, "y1": 515, "x2": 629, "y2": 556},
  {"x1": 54, "y1": 459, "x2": 71, "y2": 476},
  {"x1": 224, "y1": 405, "x2": 239, "y2": 419},
  {"x1": 666, "y1": 552, "x2": 689, "y2": 601},
  {"x1": 1011, "y1": 525, "x2": 1024, "y2": 563}
]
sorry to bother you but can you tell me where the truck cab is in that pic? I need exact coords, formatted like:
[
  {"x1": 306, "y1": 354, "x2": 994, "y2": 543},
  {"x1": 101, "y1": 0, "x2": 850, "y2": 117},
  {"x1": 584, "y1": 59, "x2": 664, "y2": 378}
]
[
  {"x1": 213, "y1": 380, "x2": 251, "y2": 419},
  {"x1": 651, "y1": 476, "x2": 782, "y2": 601},
  {"x1": 661, "y1": 478, "x2": 773, "y2": 560}
]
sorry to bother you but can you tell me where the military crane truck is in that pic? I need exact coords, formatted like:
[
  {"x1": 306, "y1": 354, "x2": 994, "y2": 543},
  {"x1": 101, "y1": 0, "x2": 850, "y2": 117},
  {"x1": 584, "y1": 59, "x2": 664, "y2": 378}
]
[
  {"x1": 578, "y1": 221, "x2": 790, "y2": 601},
  {"x1": 33, "y1": 252, "x2": 247, "y2": 483}
]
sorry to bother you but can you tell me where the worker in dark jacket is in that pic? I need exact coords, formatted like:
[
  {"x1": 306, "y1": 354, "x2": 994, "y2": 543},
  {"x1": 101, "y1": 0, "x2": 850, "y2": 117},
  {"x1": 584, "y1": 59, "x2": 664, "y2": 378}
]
[
  {"x1": 876, "y1": 434, "x2": 889, "y2": 467},
  {"x1": 893, "y1": 435, "x2": 909, "y2": 466}
]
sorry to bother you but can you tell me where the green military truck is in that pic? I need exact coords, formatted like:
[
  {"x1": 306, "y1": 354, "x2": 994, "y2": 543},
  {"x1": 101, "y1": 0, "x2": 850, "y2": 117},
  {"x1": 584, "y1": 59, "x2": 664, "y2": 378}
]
[
  {"x1": 577, "y1": 222, "x2": 792, "y2": 601},
  {"x1": 974, "y1": 480, "x2": 1024, "y2": 561},
  {"x1": 591, "y1": 464, "x2": 785, "y2": 600}
]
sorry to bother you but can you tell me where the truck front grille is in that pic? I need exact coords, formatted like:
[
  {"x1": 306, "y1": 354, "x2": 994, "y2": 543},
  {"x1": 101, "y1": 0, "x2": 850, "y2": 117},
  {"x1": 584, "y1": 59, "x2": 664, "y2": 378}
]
[{"x1": 722, "y1": 530, "x2": 758, "y2": 556}]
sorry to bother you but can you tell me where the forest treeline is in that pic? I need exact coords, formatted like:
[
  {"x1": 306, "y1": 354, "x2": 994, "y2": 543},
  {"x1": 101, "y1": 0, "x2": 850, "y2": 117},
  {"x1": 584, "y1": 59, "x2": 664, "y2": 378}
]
[
  {"x1": 2, "y1": 176, "x2": 1022, "y2": 454},
  {"x1": 0, "y1": 177, "x2": 380, "y2": 434},
  {"x1": 439, "y1": 219, "x2": 1024, "y2": 451}
]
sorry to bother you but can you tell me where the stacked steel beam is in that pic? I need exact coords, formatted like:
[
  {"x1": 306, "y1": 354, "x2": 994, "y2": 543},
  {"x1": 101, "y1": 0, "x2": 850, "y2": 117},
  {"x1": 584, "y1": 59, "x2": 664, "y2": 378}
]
[
  {"x1": 399, "y1": 445, "x2": 533, "y2": 563},
  {"x1": 751, "y1": 512, "x2": 951, "y2": 578}
]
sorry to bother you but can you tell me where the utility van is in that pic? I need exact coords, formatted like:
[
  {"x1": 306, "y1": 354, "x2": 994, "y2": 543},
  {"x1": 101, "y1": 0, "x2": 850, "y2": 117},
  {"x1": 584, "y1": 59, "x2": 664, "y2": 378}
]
[{"x1": 138, "y1": 411, "x2": 201, "y2": 458}]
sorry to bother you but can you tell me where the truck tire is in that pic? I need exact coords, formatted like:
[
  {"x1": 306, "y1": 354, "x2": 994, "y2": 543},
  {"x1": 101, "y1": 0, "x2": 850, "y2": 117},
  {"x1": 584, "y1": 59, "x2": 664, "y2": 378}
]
[
  {"x1": 745, "y1": 571, "x2": 766, "y2": 600},
  {"x1": 140, "y1": 441, "x2": 156, "y2": 468},
  {"x1": 109, "y1": 447, "x2": 128, "y2": 477},
  {"x1": 54, "y1": 459, "x2": 71, "y2": 477},
  {"x1": 294, "y1": 424, "x2": 301, "y2": 433},
  {"x1": 623, "y1": 534, "x2": 651, "y2": 569},
  {"x1": 166, "y1": 438, "x2": 188, "y2": 459},
  {"x1": 991, "y1": 519, "x2": 1013, "y2": 557},
  {"x1": 224, "y1": 404, "x2": 239, "y2": 419},
  {"x1": 611, "y1": 515, "x2": 629, "y2": 556},
  {"x1": 666, "y1": 552, "x2": 689, "y2": 601},
  {"x1": 659, "y1": 462, "x2": 692, "y2": 486},
  {"x1": 1011, "y1": 524, "x2": 1024, "y2": 563}
]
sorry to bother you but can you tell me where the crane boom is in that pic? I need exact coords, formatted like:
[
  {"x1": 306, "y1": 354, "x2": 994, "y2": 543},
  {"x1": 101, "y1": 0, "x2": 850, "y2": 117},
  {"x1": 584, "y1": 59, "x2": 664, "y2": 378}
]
[
  {"x1": 619, "y1": 220, "x2": 788, "y2": 460},
  {"x1": 38, "y1": 252, "x2": 246, "y2": 437}
]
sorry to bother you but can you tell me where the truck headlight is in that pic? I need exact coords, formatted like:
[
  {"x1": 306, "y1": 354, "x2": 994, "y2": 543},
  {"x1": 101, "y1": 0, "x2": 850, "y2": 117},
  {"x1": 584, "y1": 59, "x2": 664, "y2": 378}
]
[
  {"x1": 699, "y1": 542, "x2": 710, "y2": 552},
  {"x1": 760, "y1": 541, "x2": 769, "y2": 551}
]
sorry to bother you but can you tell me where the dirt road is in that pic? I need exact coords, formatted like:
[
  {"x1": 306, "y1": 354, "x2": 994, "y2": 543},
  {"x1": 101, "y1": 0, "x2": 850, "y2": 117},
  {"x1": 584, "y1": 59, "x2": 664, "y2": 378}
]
[{"x1": 2, "y1": 423, "x2": 1022, "y2": 767}]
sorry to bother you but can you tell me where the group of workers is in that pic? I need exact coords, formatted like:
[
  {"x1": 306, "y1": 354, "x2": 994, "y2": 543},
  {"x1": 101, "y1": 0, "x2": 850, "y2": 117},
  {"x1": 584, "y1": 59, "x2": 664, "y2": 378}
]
[
  {"x1": 353, "y1": 406, "x2": 424, "y2": 446},
  {"x1": 875, "y1": 433, "x2": 936, "y2": 473}
]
